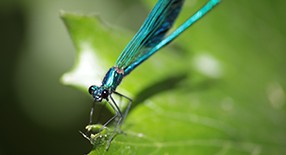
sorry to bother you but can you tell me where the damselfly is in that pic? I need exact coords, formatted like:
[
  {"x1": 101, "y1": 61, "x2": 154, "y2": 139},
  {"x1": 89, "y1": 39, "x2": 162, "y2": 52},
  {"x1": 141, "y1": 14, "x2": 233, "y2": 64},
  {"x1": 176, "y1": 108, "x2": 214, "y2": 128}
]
[{"x1": 87, "y1": 0, "x2": 220, "y2": 147}]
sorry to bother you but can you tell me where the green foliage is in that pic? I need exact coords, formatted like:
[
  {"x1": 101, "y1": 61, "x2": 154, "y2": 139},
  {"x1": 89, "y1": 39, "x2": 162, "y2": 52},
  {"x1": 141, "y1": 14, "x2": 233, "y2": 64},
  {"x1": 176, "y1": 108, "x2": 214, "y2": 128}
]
[{"x1": 60, "y1": 1, "x2": 286, "y2": 154}]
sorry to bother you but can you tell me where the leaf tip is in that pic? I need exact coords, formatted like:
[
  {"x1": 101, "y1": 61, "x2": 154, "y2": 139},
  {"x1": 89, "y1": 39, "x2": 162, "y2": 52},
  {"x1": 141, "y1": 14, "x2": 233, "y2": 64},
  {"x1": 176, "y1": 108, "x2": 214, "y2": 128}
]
[{"x1": 59, "y1": 10, "x2": 67, "y2": 18}]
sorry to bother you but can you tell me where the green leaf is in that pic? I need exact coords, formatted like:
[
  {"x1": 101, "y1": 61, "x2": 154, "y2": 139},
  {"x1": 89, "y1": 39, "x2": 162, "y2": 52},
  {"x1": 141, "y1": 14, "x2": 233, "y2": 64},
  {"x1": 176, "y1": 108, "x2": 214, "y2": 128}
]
[
  {"x1": 60, "y1": 1, "x2": 286, "y2": 154},
  {"x1": 60, "y1": 11, "x2": 130, "y2": 92}
]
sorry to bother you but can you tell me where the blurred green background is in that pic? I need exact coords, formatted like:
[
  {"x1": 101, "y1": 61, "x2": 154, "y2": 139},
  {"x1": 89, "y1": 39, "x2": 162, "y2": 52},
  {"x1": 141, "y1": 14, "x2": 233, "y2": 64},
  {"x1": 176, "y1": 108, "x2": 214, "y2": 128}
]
[{"x1": 0, "y1": 0, "x2": 285, "y2": 154}]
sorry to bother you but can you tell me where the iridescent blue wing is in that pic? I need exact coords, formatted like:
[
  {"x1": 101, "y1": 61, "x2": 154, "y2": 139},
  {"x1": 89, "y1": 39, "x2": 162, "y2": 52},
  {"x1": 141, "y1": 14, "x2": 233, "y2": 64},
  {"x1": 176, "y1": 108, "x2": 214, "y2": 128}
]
[
  {"x1": 115, "y1": 0, "x2": 184, "y2": 72},
  {"x1": 124, "y1": 0, "x2": 220, "y2": 74}
]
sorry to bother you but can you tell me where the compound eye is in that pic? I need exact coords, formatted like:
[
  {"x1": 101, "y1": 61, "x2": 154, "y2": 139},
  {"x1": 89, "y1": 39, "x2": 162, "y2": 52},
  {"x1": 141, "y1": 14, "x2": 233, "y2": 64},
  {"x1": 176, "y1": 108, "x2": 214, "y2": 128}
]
[
  {"x1": 101, "y1": 89, "x2": 109, "y2": 99},
  {"x1": 88, "y1": 85, "x2": 96, "y2": 95}
]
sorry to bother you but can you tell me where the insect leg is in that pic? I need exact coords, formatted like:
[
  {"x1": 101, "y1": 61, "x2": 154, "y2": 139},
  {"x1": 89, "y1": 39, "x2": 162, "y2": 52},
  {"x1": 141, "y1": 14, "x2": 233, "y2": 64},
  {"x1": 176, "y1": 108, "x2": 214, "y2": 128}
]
[
  {"x1": 102, "y1": 99, "x2": 121, "y2": 127},
  {"x1": 113, "y1": 91, "x2": 133, "y2": 125},
  {"x1": 89, "y1": 101, "x2": 95, "y2": 124}
]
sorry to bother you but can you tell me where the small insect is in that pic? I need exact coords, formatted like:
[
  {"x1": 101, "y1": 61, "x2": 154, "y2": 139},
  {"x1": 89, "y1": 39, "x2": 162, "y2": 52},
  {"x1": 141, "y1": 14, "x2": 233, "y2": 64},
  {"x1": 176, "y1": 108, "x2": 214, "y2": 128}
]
[{"x1": 87, "y1": 0, "x2": 220, "y2": 148}]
